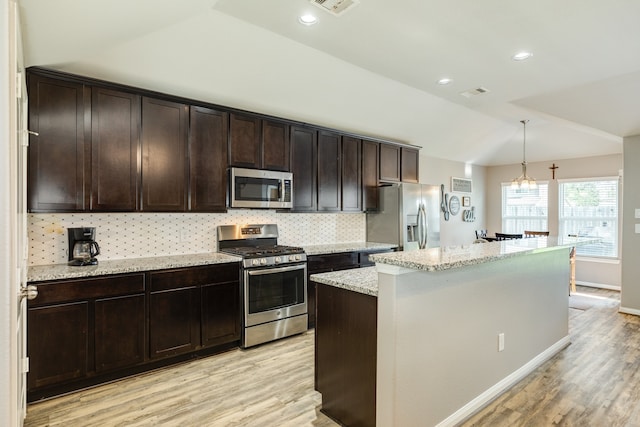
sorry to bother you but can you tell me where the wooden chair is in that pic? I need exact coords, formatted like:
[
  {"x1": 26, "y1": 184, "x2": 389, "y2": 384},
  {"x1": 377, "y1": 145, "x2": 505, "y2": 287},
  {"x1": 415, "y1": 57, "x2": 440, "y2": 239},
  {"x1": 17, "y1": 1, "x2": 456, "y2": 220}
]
[
  {"x1": 495, "y1": 233, "x2": 522, "y2": 240},
  {"x1": 524, "y1": 230, "x2": 550, "y2": 237},
  {"x1": 475, "y1": 229, "x2": 487, "y2": 239}
]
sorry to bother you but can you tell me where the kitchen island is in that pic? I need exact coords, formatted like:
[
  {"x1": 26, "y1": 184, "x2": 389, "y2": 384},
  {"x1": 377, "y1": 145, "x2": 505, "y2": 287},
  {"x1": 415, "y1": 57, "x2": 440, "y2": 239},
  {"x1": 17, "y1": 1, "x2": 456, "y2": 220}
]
[{"x1": 311, "y1": 237, "x2": 591, "y2": 427}]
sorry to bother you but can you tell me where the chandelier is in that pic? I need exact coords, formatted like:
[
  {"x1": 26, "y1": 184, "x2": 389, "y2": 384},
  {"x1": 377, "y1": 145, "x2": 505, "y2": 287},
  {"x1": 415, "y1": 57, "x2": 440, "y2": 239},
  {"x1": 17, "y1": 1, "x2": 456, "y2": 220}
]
[{"x1": 511, "y1": 119, "x2": 537, "y2": 190}]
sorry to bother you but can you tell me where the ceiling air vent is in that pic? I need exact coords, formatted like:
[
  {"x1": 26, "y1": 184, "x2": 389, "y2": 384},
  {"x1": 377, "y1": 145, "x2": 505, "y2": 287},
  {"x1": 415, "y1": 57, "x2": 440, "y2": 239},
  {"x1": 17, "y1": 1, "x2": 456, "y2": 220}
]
[
  {"x1": 311, "y1": 0, "x2": 360, "y2": 16},
  {"x1": 459, "y1": 87, "x2": 490, "y2": 98}
]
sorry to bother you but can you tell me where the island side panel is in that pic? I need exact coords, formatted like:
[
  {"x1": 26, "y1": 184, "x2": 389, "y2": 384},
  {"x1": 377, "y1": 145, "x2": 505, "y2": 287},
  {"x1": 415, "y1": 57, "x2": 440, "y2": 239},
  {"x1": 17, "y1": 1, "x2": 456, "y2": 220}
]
[
  {"x1": 377, "y1": 249, "x2": 570, "y2": 426},
  {"x1": 315, "y1": 281, "x2": 377, "y2": 427}
]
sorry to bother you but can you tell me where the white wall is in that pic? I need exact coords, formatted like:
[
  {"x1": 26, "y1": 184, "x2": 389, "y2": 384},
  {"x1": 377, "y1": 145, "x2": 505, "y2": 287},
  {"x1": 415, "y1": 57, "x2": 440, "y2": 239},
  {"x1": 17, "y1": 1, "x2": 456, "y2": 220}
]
[
  {"x1": 486, "y1": 154, "x2": 623, "y2": 288},
  {"x1": 421, "y1": 153, "x2": 487, "y2": 247},
  {"x1": 621, "y1": 135, "x2": 640, "y2": 313}
]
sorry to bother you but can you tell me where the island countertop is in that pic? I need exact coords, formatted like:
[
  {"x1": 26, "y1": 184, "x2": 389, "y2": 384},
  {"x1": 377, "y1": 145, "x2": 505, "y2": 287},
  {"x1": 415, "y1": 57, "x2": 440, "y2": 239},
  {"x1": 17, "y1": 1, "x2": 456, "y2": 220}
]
[
  {"x1": 370, "y1": 236, "x2": 594, "y2": 272},
  {"x1": 310, "y1": 266, "x2": 378, "y2": 297}
]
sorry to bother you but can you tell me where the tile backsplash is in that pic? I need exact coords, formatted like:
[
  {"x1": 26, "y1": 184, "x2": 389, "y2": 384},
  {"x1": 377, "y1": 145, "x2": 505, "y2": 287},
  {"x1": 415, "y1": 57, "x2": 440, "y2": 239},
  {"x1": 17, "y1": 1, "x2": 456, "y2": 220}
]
[{"x1": 28, "y1": 211, "x2": 366, "y2": 266}]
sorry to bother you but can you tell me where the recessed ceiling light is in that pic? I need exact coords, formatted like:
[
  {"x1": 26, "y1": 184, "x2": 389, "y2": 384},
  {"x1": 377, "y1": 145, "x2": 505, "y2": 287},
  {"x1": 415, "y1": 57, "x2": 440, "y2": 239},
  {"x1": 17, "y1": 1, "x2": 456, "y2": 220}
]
[
  {"x1": 298, "y1": 14, "x2": 318, "y2": 25},
  {"x1": 437, "y1": 77, "x2": 453, "y2": 85},
  {"x1": 512, "y1": 51, "x2": 533, "y2": 61}
]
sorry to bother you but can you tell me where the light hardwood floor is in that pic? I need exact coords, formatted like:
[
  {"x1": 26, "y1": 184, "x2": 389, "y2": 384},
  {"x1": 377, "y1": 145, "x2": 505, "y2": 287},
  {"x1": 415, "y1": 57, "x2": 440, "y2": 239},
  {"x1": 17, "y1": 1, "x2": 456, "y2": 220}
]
[{"x1": 26, "y1": 286, "x2": 638, "y2": 427}]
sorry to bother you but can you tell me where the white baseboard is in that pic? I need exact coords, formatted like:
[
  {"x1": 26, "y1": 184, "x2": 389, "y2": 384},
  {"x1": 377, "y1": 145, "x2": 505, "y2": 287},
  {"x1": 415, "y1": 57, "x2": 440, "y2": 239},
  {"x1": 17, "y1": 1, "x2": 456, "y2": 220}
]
[
  {"x1": 619, "y1": 306, "x2": 640, "y2": 316},
  {"x1": 576, "y1": 280, "x2": 621, "y2": 291},
  {"x1": 435, "y1": 335, "x2": 571, "y2": 427}
]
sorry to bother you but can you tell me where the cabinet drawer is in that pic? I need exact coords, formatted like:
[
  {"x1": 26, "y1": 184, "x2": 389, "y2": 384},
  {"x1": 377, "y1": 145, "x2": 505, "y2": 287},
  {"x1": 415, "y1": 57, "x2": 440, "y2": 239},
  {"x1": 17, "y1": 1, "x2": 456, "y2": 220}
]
[
  {"x1": 359, "y1": 249, "x2": 393, "y2": 267},
  {"x1": 308, "y1": 252, "x2": 359, "y2": 273},
  {"x1": 149, "y1": 263, "x2": 239, "y2": 292},
  {"x1": 29, "y1": 273, "x2": 145, "y2": 307}
]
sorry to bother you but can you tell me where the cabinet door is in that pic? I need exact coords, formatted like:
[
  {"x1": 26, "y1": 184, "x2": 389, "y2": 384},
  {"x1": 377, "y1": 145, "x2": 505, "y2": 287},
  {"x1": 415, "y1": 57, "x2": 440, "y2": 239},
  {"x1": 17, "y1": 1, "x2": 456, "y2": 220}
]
[
  {"x1": 149, "y1": 287, "x2": 200, "y2": 359},
  {"x1": 401, "y1": 147, "x2": 419, "y2": 183},
  {"x1": 290, "y1": 126, "x2": 317, "y2": 211},
  {"x1": 27, "y1": 302, "x2": 89, "y2": 389},
  {"x1": 141, "y1": 97, "x2": 188, "y2": 211},
  {"x1": 95, "y1": 294, "x2": 145, "y2": 372},
  {"x1": 201, "y1": 281, "x2": 240, "y2": 347},
  {"x1": 342, "y1": 136, "x2": 362, "y2": 212},
  {"x1": 27, "y1": 74, "x2": 88, "y2": 212},
  {"x1": 91, "y1": 87, "x2": 140, "y2": 211},
  {"x1": 317, "y1": 131, "x2": 341, "y2": 212},
  {"x1": 189, "y1": 106, "x2": 228, "y2": 212},
  {"x1": 229, "y1": 113, "x2": 261, "y2": 168},
  {"x1": 362, "y1": 140, "x2": 379, "y2": 211},
  {"x1": 379, "y1": 143, "x2": 401, "y2": 182},
  {"x1": 262, "y1": 120, "x2": 290, "y2": 171}
]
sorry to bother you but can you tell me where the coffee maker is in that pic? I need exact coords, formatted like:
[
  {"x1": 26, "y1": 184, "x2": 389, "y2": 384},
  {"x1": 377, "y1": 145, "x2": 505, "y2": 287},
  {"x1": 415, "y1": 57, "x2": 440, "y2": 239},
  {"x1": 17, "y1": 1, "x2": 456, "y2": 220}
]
[{"x1": 68, "y1": 227, "x2": 101, "y2": 266}]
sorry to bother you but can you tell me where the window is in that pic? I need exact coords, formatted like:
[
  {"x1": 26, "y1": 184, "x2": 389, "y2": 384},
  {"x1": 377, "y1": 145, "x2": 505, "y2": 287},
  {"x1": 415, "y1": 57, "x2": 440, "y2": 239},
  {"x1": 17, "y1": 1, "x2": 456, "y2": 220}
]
[
  {"x1": 501, "y1": 183, "x2": 549, "y2": 234},
  {"x1": 559, "y1": 178, "x2": 619, "y2": 258}
]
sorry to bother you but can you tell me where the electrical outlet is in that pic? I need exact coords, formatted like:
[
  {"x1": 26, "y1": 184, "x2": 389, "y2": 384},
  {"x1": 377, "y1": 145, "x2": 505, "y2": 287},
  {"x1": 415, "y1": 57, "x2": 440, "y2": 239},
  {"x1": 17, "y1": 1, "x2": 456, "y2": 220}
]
[
  {"x1": 636, "y1": 224, "x2": 640, "y2": 234},
  {"x1": 636, "y1": 208, "x2": 640, "y2": 219},
  {"x1": 498, "y1": 333, "x2": 505, "y2": 352}
]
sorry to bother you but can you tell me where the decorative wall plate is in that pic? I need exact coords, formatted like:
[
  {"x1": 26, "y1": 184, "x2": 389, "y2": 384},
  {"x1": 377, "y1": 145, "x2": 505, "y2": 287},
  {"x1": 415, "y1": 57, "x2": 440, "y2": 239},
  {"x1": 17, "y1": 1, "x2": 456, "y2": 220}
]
[{"x1": 449, "y1": 195, "x2": 460, "y2": 216}]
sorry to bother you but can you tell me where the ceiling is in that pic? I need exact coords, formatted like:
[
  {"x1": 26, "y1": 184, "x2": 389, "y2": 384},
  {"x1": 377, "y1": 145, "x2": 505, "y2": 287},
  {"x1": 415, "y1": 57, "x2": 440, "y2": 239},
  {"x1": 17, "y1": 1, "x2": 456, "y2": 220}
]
[{"x1": 17, "y1": 0, "x2": 640, "y2": 166}]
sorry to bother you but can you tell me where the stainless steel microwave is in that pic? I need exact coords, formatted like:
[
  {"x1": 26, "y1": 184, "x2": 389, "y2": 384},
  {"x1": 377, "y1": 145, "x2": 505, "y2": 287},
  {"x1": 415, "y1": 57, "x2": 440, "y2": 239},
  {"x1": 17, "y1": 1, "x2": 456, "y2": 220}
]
[{"x1": 229, "y1": 167, "x2": 293, "y2": 209}]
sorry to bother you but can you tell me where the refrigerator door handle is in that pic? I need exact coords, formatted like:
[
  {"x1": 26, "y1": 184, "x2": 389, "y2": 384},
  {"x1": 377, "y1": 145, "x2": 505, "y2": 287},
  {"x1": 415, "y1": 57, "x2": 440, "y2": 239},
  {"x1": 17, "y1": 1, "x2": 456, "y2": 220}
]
[{"x1": 418, "y1": 203, "x2": 428, "y2": 249}]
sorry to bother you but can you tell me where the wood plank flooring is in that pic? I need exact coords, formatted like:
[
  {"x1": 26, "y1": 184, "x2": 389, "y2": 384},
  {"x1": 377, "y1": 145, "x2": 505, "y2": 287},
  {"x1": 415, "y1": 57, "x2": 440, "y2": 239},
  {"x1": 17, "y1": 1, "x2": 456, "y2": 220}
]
[
  {"x1": 25, "y1": 332, "x2": 338, "y2": 427},
  {"x1": 26, "y1": 286, "x2": 639, "y2": 427}
]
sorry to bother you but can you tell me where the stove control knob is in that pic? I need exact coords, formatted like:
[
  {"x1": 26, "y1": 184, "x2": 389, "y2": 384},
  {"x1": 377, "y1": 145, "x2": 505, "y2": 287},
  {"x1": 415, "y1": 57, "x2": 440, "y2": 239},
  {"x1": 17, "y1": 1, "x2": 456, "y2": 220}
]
[
  {"x1": 288, "y1": 255, "x2": 295, "y2": 262},
  {"x1": 274, "y1": 256, "x2": 282, "y2": 264},
  {"x1": 295, "y1": 254, "x2": 302, "y2": 261},
  {"x1": 252, "y1": 259, "x2": 260, "y2": 266},
  {"x1": 260, "y1": 258, "x2": 267, "y2": 265}
]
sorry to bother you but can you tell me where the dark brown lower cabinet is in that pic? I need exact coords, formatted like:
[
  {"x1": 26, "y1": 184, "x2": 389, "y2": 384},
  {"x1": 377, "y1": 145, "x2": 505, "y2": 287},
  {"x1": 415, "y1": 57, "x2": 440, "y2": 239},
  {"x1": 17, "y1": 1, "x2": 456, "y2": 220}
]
[
  {"x1": 315, "y1": 283, "x2": 377, "y2": 427},
  {"x1": 148, "y1": 264, "x2": 240, "y2": 359},
  {"x1": 27, "y1": 301, "x2": 89, "y2": 390},
  {"x1": 95, "y1": 294, "x2": 145, "y2": 372},
  {"x1": 27, "y1": 263, "x2": 240, "y2": 401},
  {"x1": 149, "y1": 286, "x2": 200, "y2": 359}
]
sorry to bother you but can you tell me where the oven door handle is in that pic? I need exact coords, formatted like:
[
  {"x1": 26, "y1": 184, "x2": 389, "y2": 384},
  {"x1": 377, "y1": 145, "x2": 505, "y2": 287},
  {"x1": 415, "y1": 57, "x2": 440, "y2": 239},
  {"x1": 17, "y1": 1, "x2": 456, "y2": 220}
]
[{"x1": 245, "y1": 263, "x2": 306, "y2": 276}]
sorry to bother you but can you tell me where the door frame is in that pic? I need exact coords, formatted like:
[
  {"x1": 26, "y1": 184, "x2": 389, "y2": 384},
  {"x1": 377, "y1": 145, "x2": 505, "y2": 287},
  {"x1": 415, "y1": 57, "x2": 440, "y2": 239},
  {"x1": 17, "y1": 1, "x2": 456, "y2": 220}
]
[{"x1": 2, "y1": 0, "x2": 27, "y2": 425}]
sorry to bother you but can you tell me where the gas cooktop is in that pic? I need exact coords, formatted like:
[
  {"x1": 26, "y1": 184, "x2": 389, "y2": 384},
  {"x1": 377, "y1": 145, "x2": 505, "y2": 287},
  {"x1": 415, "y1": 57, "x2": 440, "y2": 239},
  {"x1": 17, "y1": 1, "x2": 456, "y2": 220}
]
[{"x1": 223, "y1": 245, "x2": 305, "y2": 258}]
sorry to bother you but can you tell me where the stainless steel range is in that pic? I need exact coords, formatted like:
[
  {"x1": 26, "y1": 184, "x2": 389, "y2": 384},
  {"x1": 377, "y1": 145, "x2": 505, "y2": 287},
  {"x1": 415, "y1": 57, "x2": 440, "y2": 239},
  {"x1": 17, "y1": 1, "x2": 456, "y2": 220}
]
[{"x1": 217, "y1": 224, "x2": 307, "y2": 348}]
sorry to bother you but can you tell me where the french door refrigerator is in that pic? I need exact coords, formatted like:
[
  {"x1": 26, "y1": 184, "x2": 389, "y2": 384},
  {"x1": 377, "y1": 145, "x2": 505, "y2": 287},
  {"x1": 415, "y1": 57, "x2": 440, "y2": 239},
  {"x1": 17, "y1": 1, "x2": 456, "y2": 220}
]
[{"x1": 366, "y1": 183, "x2": 441, "y2": 250}]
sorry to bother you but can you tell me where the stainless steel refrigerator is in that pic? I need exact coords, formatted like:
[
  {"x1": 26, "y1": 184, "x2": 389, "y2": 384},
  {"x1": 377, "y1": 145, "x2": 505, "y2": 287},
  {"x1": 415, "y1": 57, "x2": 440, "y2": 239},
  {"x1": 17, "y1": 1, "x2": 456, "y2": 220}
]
[{"x1": 366, "y1": 183, "x2": 441, "y2": 250}]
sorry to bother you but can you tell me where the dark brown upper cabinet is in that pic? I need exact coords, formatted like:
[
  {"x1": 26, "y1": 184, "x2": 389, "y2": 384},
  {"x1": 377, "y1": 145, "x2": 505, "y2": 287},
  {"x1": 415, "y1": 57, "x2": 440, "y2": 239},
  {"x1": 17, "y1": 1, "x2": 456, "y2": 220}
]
[
  {"x1": 90, "y1": 87, "x2": 141, "y2": 211},
  {"x1": 379, "y1": 143, "x2": 401, "y2": 183},
  {"x1": 229, "y1": 113, "x2": 290, "y2": 171},
  {"x1": 27, "y1": 74, "x2": 89, "y2": 212},
  {"x1": 262, "y1": 120, "x2": 290, "y2": 171},
  {"x1": 317, "y1": 131, "x2": 342, "y2": 212},
  {"x1": 341, "y1": 136, "x2": 362, "y2": 212},
  {"x1": 189, "y1": 106, "x2": 228, "y2": 212},
  {"x1": 141, "y1": 97, "x2": 189, "y2": 211},
  {"x1": 401, "y1": 147, "x2": 419, "y2": 183},
  {"x1": 362, "y1": 140, "x2": 379, "y2": 211},
  {"x1": 228, "y1": 113, "x2": 261, "y2": 169},
  {"x1": 290, "y1": 126, "x2": 318, "y2": 212}
]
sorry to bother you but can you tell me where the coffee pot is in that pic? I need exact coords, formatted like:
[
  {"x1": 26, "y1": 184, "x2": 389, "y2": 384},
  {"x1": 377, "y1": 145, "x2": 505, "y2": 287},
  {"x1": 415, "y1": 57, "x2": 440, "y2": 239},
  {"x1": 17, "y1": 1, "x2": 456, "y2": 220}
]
[{"x1": 68, "y1": 227, "x2": 101, "y2": 266}]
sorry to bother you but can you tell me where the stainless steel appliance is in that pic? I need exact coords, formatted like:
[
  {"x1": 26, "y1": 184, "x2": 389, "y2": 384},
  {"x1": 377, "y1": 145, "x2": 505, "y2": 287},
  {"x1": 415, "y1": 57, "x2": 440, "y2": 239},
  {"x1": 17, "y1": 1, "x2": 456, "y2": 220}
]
[
  {"x1": 217, "y1": 224, "x2": 307, "y2": 348},
  {"x1": 366, "y1": 183, "x2": 441, "y2": 250},
  {"x1": 229, "y1": 167, "x2": 293, "y2": 209},
  {"x1": 67, "y1": 227, "x2": 101, "y2": 266}
]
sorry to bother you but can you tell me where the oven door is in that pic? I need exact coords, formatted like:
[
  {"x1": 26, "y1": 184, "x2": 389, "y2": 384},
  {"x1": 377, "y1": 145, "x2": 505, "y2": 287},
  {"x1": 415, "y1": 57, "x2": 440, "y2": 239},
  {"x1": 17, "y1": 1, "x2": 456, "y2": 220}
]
[{"x1": 243, "y1": 263, "x2": 307, "y2": 327}]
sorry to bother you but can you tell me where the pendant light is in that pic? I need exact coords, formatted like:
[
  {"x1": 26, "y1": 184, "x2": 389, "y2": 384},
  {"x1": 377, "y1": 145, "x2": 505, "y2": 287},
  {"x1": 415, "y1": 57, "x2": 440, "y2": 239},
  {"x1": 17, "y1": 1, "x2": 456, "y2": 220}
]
[{"x1": 511, "y1": 119, "x2": 537, "y2": 190}]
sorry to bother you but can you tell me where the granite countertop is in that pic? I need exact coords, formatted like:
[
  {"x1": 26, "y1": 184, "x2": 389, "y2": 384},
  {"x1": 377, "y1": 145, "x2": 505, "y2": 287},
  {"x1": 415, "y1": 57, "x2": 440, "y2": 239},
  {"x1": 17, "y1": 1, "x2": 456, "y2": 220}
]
[
  {"x1": 303, "y1": 242, "x2": 397, "y2": 256},
  {"x1": 370, "y1": 236, "x2": 597, "y2": 272},
  {"x1": 27, "y1": 252, "x2": 242, "y2": 282},
  {"x1": 310, "y1": 266, "x2": 378, "y2": 297}
]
